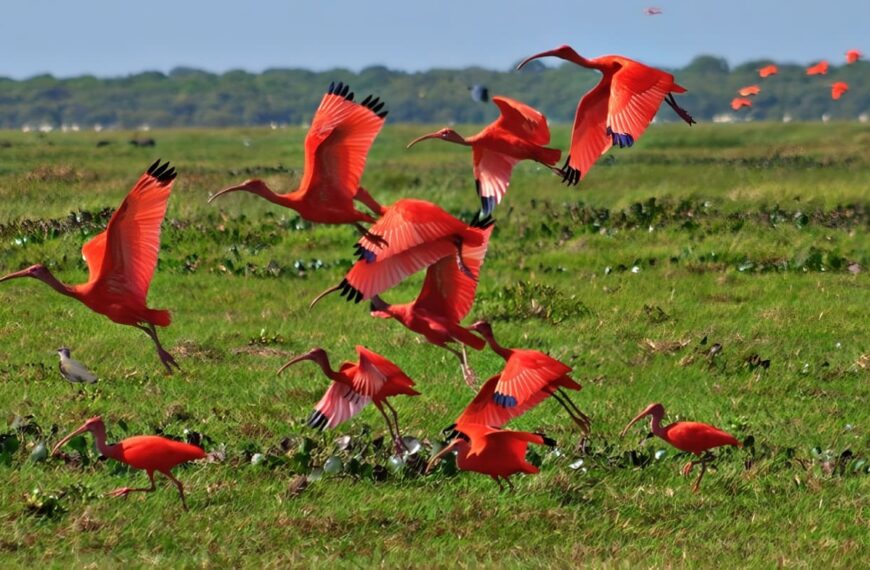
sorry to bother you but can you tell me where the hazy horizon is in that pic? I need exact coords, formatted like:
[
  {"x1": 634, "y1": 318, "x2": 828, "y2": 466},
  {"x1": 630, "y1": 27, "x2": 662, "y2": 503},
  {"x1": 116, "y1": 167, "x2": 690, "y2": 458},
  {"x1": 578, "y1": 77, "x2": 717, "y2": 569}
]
[{"x1": 1, "y1": 0, "x2": 866, "y2": 80}]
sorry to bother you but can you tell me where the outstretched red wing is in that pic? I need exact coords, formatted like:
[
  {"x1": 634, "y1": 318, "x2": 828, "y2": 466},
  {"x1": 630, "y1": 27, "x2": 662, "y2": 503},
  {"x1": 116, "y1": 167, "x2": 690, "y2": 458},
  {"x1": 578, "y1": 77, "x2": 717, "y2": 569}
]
[
  {"x1": 607, "y1": 60, "x2": 675, "y2": 142},
  {"x1": 491, "y1": 96, "x2": 551, "y2": 146},
  {"x1": 493, "y1": 350, "x2": 572, "y2": 407},
  {"x1": 566, "y1": 79, "x2": 613, "y2": 179}
]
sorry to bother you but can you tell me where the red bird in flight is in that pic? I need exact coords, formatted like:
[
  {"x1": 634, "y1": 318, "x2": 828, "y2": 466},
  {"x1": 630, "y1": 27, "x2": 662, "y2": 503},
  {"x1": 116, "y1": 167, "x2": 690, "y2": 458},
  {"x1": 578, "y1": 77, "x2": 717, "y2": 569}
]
[
  {"x1": 731, "y1": 97, "x2": 753, "y2": 111},
  {"x1": 831, "y1": 82, "x2": 849, "y2": 100},
  {"x1": 644, "y1": 7, "x2": 663, "y2": 16},
  {"x1": 737, "y1": 85, "x2": 761, "y2": 97},
  {"x1": 845, "y1": 49, "x2": 862, "y2": 64},
  {"x1": 209, "y1": 82, "x2": 388, "y2": 242},
  {"x1": 758, "y1": 64, "x2": 778, "y2": 78},
  {"x1": 516, "y1": 45, "x2": 694, "y2": 185},
  {"x1": 621, "y1": 402, "x2": 741, "y2": 492},
  {"x1": 806, "y1": 61, "x2": 829, "y2": 76},
  {"x1": 427, "y1": 423, "x2": 555, "y2": 491},
  {"x1": 277, "y1": 346, "x2": 419, "y2": 452},
  {"x1": 52, "y1": 416, "x2": 206, "y2": 509},
  {"x1": 450, "y1": 321, "x2": 590, "y2": 433},
  {"x1": 407, "y1": 96, "x2": 561, "y2": 216},
  {"x1": 0, "y1": 160, "x2": 179, "y2": 373}
]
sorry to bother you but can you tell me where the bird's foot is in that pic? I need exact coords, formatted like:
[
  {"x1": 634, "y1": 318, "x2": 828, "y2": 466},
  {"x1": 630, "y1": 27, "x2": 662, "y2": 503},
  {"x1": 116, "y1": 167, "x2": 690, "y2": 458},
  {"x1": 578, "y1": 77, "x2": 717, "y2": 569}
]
[
  {"x1": 159, "y1": 349, "x2": 180, "y2": 374},
  {"x1": 462, "y1": 365, "x2": 479, "y2": 390},
  {"x1": 681, "y1": 461, "x2": 694, "y2": 477},
  {"x1": 107, "y1": 487, "x2": 132, "y2": 498},
  {"x1": 667, "y1": 94, "x2": 696, "y2": 125}
]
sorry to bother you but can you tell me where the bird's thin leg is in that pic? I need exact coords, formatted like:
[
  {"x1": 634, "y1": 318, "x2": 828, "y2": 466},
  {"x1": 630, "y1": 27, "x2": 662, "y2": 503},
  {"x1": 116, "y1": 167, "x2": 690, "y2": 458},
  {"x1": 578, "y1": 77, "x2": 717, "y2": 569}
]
[
  {"x1": 445, "y1": 345, "x2": 477, "y2": 390},
  {"x1": 354, "y1": 186, "x2": 385, "y2": 216},
  {"x1": 136, "y1": 324, "x2": 179, "y2": 374},
  {"x1": 376, "y1": 402, "x2": 405, "y2": 453},
  {"x1": 494, "y1": 476, "x2": 505, "y2": 492},
  {"x1": 383, "y1": 400, "x2": 408, "y2": 452},
  {"x1": 161, "y1": 469, "x2": 189, "y2": 510},
  {"x1": 353, "y1": 222, "x2": 388, "y2": 249},
  {"x1": 681, "y1": 458, "x2": 703, "y2": 477},
  {"x1": 692, "y1": 459, "x2": 709, "y2": 493},
  {"x1": 505, "y1": 477, "x2": 515, "y2": 493},
  {"x1": 665, "y1": 93, "x2": 696, "y2": 125},
  {"x1": 107, "y1": 470, "x2": 156, "y2": 499},
  {"x1": 553, "y1": 388, "x2": 592, "y2": 434}
]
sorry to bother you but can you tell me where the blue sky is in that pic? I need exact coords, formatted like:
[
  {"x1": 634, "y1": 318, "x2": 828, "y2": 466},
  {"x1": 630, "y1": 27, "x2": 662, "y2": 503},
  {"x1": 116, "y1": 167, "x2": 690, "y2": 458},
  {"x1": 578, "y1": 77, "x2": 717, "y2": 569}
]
[{"x1": 2, "y1": 0, "x2": 867, "y2": 78}]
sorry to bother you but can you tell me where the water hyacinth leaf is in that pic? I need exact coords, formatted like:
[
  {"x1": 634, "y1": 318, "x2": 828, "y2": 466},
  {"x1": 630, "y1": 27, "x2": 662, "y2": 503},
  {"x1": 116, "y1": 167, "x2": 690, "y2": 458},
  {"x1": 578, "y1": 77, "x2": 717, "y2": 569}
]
[
  {"x1": 250, "y1": 453, "x2": 265, "y2": 465},
  {"x1": 30, "y1": 442, "x2": 48, "y2": 462},
  {"x1": 307, "y1": 468, "x2": 323, "y2": 482},
  {"x1": 400, "y1": 437, "x2": 421, "y2": 455},
  {"x1": 388, "y1": 455, "x2": 405, "y2": 473},
  {"x1": 654, "y1": 449, "x2": 668, "y2": 460},
  {"x1": 569, "y1": 458, "x2": 585, "y2": 470},
  {"x1": 335, "y1": 435, "x2": 352, "y2": 451},
  {"x1": 323, "y1": 456, "x2": 342, "y2": 475}
]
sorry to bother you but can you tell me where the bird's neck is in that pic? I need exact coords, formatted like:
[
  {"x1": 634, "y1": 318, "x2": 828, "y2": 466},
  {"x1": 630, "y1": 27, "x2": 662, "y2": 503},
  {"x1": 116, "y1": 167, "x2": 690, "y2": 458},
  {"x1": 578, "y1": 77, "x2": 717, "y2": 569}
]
[
  {"x1": 313, "y1": 354, "x2": 343, "y2": 383},
  {"x1": 36, "y1": 270, "x2": 77, "y2": 299},
  {"x1": 91, "y1": 426, "x2": 123, "y2": 461},
  {"x1": 649, "y1": 409, "x2": 667, "y2": 439},
  {"x1": 480, "y1": 329, "x2": 512, "y2": 360},
  {"x1": 563, "y1": 49, "x2": 606, "y2": 71},
  {"x1": 250, "y1": 182, "x2": 302, "y2": 209}
]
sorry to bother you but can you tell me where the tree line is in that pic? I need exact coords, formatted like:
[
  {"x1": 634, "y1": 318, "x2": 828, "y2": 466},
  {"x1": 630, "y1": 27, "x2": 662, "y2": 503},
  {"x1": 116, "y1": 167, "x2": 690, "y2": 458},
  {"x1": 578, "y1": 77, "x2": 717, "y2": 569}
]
[{"x1": 0, "y1": 56, "x2": 867, "y2": 129}]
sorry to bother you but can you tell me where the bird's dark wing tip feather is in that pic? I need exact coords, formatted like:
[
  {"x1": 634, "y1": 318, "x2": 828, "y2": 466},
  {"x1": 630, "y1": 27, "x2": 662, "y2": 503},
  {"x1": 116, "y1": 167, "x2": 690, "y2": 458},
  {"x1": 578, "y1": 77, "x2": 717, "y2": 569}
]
[
  {"x1": 147, "y1": 159, "x2": 177, "y2": 183},
  {"x1": 337, "y1": 278, "x2": 364, "y2": 304},
  {"x1": 307, "y1": 410, "x2": 329, "y2": 431},
  {"x1": 470, "y1": 213, "x2": 495, "y2": 229},
  {"x1": 535, "y1": 433, "x2": 557, "y2": 447},
  {"x1": 327, "y1": 81, "x2": 354, "y2": 102},
  {"x1": 361, "y1": 94, "x2": 389, "y2": 119}
]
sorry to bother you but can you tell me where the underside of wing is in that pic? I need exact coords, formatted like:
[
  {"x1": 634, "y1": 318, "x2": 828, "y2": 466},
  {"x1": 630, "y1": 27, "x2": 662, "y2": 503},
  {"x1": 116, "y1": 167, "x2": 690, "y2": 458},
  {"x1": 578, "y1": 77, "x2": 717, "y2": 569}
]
[
  {"x1": 491, "y1": 96, "x2": 551, "y2": 146},
  {"x1": 564, "y1": 80, "x2": 613, "y2": 184},
  {"x1": 308, "y1": 382, "x2": 371, "y2": 430},
  {"x1": 606, "y1": 63, "x2": 674, "y2": 143}
]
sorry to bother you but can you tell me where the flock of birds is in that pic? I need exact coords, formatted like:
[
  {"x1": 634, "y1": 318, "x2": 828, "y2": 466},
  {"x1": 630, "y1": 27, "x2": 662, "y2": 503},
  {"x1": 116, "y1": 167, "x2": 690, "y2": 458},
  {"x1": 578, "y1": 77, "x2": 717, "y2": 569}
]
[
  {"x1": 5, "y1": 45, "x2": 752, "y2": 509},
  {"x1": 731, "y1": 49, "x2": 862, "y2": 112}
]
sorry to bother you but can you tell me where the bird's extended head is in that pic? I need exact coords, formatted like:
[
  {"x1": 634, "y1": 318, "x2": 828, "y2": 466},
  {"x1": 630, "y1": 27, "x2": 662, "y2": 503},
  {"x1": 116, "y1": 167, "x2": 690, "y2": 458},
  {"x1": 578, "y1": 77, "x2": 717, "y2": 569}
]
[
  {"x1": 277, "y1": 348, "x2": 328, "y2": 375},
  {"x1": 516, "y1": 44, "x2": 579, "y2": 70},
  {"x1": 620, "y1": 402, "x2": 665, "y2": 438},
  {"x1": 56, "y1": 347, "x2": 71, "y2": 359},
  {"x1": 0, "y1": 263, "x2": 50, "y2": 284},
  {"x1": 426, "y1": 429, "x2": 470, "y2": 474},
  {"x1": 407, "y1": 128, "x2": 467, "y2": 148},
  {"x1": 468, "y1": 320, "x2": 494, "y2": 338},
  {"x1": 51, "y1": 415, "x2": 105, "y2": 456},
  {"x1": 208, "y1": 178, "x2": 271, "y2": 204}
]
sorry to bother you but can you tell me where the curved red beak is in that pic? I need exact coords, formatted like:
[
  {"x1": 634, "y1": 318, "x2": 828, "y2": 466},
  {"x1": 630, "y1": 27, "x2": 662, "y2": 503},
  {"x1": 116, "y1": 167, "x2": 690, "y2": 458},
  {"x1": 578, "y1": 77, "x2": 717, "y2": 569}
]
[
  {"x1": 426, "y1": 439, "x2": 460, "y2": 474},
  {"x1": 516, "y1": 48, "x2": 563, "y2": 70},
  {"x1": 620, "y1": 403, "x2": 660, "y2": 438},
  {"x1": 276, "y1": 351, "x2": 318, "y2": 376},
  {"x1": 0, "y1": 268, "x2": 33, "y2": 283},
  {"x1": 407, "y1": 132, "x2": 442, "y2": 149},
  {"x1": 207, "y1": 183, "x2": 249, "y2": 204},
  {"x1": 51, "y1": 421, "x2": 90, "y2": 456}
]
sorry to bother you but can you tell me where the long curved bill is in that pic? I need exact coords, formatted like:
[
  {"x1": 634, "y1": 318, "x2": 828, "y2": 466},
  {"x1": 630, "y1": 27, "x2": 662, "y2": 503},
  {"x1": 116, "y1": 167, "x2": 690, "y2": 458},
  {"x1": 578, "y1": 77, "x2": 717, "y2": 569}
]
[
  {"x1": 276, "y1": 354, "x2": 312, "y2": 376},
  {"x1": 207, "y1": 184, "x2": 247, "y2": 204},
  {"x1": 426, "y1": 439, "x2": 460, "y2": 474},
  {"x1": 51, "y1": 422, "x2": 89, "y2": 456},
  {"x1": 0, "y1": 268, "x2": 31, "y2": 283},
  {"x1": 308, "y1": 284, "x2": 343, "y2": 310},
  {"x1": 406, "y1": 132, "x2": 441, "y2": 149},
  {"x1": 619, "y1": 409, "x2": 649, "y2": 438},
  {"x1": 516, "y1": 49, "x2": 560, "y2": 70}
]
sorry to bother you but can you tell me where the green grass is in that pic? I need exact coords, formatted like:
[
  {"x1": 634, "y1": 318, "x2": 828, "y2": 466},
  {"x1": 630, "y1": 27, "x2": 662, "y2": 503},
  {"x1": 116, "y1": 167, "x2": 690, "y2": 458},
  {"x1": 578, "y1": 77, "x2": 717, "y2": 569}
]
[{"x1": 1, "y1": 122, "x2": 869, "y2": 567}]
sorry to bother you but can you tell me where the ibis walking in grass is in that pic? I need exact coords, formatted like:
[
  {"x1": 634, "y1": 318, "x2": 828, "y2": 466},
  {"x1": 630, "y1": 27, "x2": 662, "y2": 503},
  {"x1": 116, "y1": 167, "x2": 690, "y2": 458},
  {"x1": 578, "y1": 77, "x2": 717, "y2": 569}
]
[
  {"x1": 427, "y1": 423, "x2": 555, "y2": 491},
  {"x1": 407, "y1": 96, "x2": 561, "y2": 216},
  {"x1": 516, "y1": 45, "x2": 695, "y2": 185},
  {"x1": 620, "y1": 402, "x2": 741, "y2": 492},
  {"x1": 277, "y1": 346, "x2": 419, "y2": 452},
  {"x1": 56, "y1": 347, "x2": 97, "y2": 386},
  {"x1": 51, "y1": 416, "x2": 206, "y2": 510},
  {"x1": 209, "y1": 82, "x2": 388, "y2": 243},
  {"x1": 0, "y1": 160, "x2": 179, "y2": 373}
]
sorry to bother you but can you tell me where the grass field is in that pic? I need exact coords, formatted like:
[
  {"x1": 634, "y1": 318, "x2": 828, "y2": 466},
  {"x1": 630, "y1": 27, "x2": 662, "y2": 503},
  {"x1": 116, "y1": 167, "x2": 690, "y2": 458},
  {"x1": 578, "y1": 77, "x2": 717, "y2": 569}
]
[{"x1": 1, "y1": 122, "x2": 869, "y2": 567}]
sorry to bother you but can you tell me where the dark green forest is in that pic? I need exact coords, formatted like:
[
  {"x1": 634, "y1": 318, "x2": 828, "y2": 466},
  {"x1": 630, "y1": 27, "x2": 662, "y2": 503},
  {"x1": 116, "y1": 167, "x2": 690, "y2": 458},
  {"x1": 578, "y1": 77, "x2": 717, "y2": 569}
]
[{"x1": 0, "y1": 55, "x2": 867, "y2": 128}]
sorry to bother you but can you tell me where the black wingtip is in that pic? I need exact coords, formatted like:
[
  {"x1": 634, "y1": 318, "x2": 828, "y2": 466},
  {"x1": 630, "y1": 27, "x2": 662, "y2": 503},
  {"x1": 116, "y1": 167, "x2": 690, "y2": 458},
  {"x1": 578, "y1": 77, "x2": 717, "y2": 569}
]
[
  {"x1": 470, "y1": 214, "x2": 494, "y2": 229},
  {"x1": 147, "y1": 159, "x2": 177, "y2": 183},
  {"x1": 536, "y1": 433, "x2": 557, "y2": 447},
  {"x1": 361, "y1": 94, "x2": 389, "y2": 119}
]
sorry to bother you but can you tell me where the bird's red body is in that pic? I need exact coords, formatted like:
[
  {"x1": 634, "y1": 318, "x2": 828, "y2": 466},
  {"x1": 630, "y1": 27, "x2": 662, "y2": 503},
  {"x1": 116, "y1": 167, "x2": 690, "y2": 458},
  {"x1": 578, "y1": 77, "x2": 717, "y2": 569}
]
[
  {"x1": 209, "y1": 82, "x2": 387, "y2": 227},
  {"x1": 457, "y1": 321, "x2": 589, "y2": 432},
  {"x1": 738, "y1": 85, "x2": 761, "y2": 97},
  {"x1": 731, "y1": 97, "x2": 753, "y2": 111},
  {"x1": 0, "y1": 160, "x2": 179, "y2": 372},
  {"x1": 831, "y1": 82, "x2": 849, "y2": 100},
  {"x1": 428, "y1": 423, "x2": 555, "y2": 490},
  {"x1": 277, "y1": 346, "x2": 418, "y2": 451},
  {"x1": 516, "y1": 45, "x2": 694, "y2": 185},
  {"x1": 759, "y1": 64, "x2": 779, "y2": 78},
  {"x1": 51, "y1": 416, "x2": 205, "y2": 509},
  {"x1": 845, "y1": 49, "x2": 862, "y2": 64},
  {"x1": 407, "y1": 96, "x2": 561, "y2": 215},
  {"x1": 621, "y1": 403, "x2": 741, "y2": 492},
  {"x1": 806, "y1": 61, "x2": 829, "y2": 76}
]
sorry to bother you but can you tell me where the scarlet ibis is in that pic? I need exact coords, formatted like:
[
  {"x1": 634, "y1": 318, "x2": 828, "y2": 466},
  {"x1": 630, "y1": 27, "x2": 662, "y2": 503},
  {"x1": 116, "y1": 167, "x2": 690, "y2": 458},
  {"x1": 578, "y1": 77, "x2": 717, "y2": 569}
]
[
  {"x1": 758, "y1": 64, "x2": 778, "y2": 78},
  {"x1": 845, "y1": 49, "x2": 862, "y2": 64},
  {"x1": 0, "y1": 160, "x2": 179, "y2": 373},
  {"x1": 407, "y1": 96, "x2": 561, "y2": 215},
  {"x1": 738, "y1": 85, "x2": 761, "y2": 97},
  {"x1": 277, "y1": 346, "x2": 419, "y2": 452},
  {"x1": 57, "y1": 347, "x2": 97, "y2": 386},
  {"x1": 806, "y1": 61, "x2": 829, "y2": 76},
  {"x1": 644, "y1": 6, "x2": 663, "y2": 15},
  {"x1": 620, "y1": 403, "x2": 741, "y2": 492},
  {"x1": 731, "y1": 97, "x2": 753, "y2": 111},
  {"x1": 516, "y1": 44, "x2": 695, "y2": 186},
  {"x1": 51, "y1": 416, "x2": 206, "y2": 509},
  {"x1": 208, "y1": 82, "x2": 388, "y2": 242},
  {"x1": 832, "y1": 82, "x2": 849, "y2": 100},
  {"x1": 426, "y1": 423, "x2": 555, "y2": 491},
  {"x1": 457, "y1": 321, "x2": 590, "y2": 433}
]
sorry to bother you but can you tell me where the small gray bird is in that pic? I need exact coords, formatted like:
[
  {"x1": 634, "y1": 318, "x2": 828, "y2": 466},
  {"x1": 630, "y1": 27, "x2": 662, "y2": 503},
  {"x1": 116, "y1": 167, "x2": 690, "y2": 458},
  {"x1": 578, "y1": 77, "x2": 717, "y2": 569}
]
[{"x1": 57, "y1": 347, "x2": 98, "y2": 385}]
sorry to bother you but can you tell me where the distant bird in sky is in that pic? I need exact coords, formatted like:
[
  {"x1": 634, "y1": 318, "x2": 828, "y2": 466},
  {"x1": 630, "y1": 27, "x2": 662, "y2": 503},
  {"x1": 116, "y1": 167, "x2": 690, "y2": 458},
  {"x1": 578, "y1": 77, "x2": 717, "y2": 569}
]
[
  {"x1": 0, "y1": 161, "x2": 179, "y2": 373},
  {"x1": 731, "y1": 97, "x2": 753, "y2": 111},
  {"x1": 427, "y1": 423, "x2": 555, "y2": 491},
  {"x1": 51, "y1": 416, "x2": 206, "y2": 509},
  {"x1": 620, "y1": 402, "x2": 741, "y2": 492},
  {"x1": 758, "y1": 64, "x2": 778, "y2": 78},
  {"x1": 806, "y1": 60, "x2": 829, "y2": 76},
  {"x1": 737, "y1": 85, "x2": 761, "y2": 97},
  {"x1": 454, "y1": 321, "x2": 590, "y2": 433},
  {"x1": 360, "y1": 219, "x2": 494, "y2": 387},
  {"x1": 56, "y1": 347, "x2": 97, "y2": 386},
  {"x1": 407, "y1": 96, "x2": 561, "y2": 215},
  {"x1": 469, "y1": 84, "x2": 489, "y2": 103},
  {"x1": 845, "y1": 49, "x2": 862, "y2": 64},
  {"x1": 209, "y1": 82, "x2": 388, "y2": 242},
  {"x1": 831, "y1": 81, "x2": 849, "y2": 100},
  {"x1": 644, "y1": 6, "x2": 663, "y2": 15},
  {"x1": 277, "y1": 346, "x2": 419, "y2": 452},
  {"x1": 516, "y1": 45, "x2": 695, "y2": 186}
]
